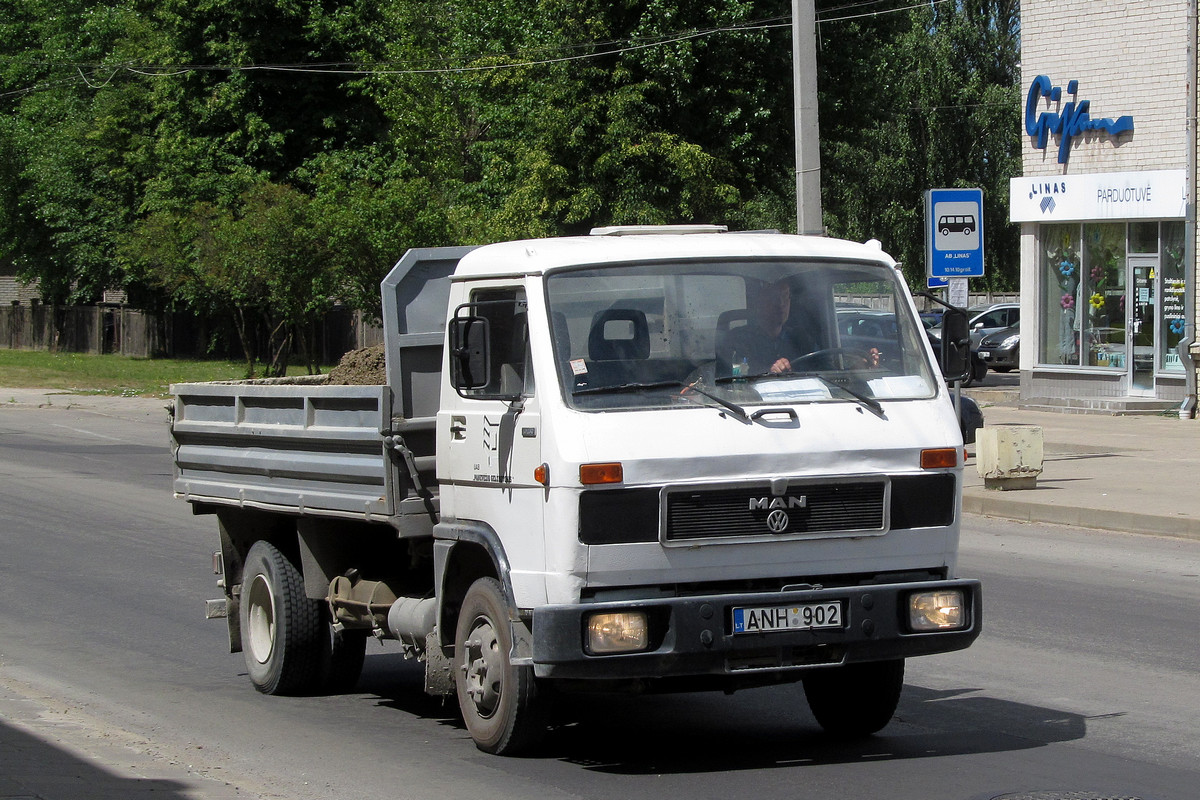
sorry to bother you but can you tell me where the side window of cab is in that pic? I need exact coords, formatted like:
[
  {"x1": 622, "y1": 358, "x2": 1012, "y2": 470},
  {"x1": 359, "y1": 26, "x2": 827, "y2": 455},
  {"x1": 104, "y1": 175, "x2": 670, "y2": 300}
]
[{"x1": 450, "y1": 287, "x2": 531, "y2": 399}]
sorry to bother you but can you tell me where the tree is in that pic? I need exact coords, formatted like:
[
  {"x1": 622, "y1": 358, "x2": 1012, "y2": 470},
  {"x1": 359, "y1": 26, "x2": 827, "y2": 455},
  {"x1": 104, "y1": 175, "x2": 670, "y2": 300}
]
[
  {"x1": 124, "y1": 181, "x2": 336, "y2": 375},
  {"x1": 2, "y1": 0, "x2": 1023, "y2": 354},
  {"x1": 816, "y1": 0, "x2": 1021, "y2": 290}
]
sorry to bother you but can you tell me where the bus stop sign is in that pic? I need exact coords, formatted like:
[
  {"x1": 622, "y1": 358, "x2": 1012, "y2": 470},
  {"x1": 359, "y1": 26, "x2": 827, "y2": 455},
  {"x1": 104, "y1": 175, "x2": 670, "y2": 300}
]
[{"x1": 926, "y1": 188, "x2": 984, "y2": 279}]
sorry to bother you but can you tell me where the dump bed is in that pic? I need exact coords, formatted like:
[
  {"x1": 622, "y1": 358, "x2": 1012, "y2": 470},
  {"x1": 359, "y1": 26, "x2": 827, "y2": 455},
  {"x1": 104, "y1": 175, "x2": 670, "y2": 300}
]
[{"x1": 170, "y1": 246, "x2": 477, "y2": 536}]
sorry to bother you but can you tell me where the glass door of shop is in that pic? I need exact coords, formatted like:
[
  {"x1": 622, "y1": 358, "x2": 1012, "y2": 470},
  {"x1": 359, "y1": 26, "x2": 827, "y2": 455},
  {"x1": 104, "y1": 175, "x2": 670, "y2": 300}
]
[{"x1": 1128, "y1": 254, "x2": 1157, "y2": 395}]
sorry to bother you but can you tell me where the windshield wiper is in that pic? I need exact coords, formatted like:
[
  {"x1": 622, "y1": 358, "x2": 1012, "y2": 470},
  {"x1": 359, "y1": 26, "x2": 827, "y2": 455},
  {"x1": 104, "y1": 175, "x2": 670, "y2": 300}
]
[
  {"x1": 572, "y1": 380, "x2": 684, "y2": 396},
  {"x1": 574, "y1": 380, "x2": 751, "y2": 424}
]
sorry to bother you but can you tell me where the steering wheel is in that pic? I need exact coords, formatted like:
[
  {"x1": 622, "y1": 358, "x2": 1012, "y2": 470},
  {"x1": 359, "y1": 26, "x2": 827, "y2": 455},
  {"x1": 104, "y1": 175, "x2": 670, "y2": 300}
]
[{"x1": 789, "y1": 347, "x2": 870, "y2": 370}]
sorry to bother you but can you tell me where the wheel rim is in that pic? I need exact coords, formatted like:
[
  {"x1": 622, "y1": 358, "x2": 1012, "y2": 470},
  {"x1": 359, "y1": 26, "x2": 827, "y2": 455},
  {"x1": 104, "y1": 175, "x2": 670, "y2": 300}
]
[
  {"x1": 461, "y1": 615, "x2": 503, "y2": 719},
  {"x1": 246, "y1": 573, "x2": 276, "y2": 665}
]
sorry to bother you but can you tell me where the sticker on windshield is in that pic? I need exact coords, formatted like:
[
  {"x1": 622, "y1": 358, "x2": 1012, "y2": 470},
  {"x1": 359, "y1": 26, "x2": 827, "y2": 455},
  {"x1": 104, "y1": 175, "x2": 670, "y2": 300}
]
[{"x1": 570, "y1": 359, "x2": 588, "y2": 376}]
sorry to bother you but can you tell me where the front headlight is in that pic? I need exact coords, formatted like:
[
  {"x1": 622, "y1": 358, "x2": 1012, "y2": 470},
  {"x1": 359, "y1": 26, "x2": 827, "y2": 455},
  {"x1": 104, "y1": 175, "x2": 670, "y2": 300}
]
[
  {"x1": 908, "y1": 590, "x2": 966, "y2": 631},
  {"x1": 585, "y1": 611, "x2": 649, "y2": 654},
  {"x1": 1000, "y1": 334, "x2": 1020, "y2": 349}
]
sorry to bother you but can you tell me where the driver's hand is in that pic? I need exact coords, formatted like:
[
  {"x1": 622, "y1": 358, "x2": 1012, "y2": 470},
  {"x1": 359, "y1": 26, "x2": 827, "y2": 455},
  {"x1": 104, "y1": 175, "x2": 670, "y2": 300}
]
[
  {"x1": 866, "y1": 348, "x2": 881, "y2": 367},
  {"x1": 769, "y1": 357, "x2": 791, "y2": 374}
]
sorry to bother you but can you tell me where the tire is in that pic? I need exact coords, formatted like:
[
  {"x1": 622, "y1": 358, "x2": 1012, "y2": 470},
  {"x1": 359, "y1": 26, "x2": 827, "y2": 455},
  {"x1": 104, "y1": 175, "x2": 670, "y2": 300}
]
[
  {"x1": 454, "y1": 577, "x2": 546, "y2": 755},
  {"x1": 240, "y1": 541, "x2": 324, "y2": 695},
  {"x1": 803, "y1": 659, "x2": 904, "y2": 738}
]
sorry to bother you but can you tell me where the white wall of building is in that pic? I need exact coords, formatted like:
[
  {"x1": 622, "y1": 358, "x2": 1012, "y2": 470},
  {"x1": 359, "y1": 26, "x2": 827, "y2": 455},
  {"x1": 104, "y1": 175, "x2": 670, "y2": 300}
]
[{"x1": 1017, "y1": 0, "x2": 1193, "y2": 389}]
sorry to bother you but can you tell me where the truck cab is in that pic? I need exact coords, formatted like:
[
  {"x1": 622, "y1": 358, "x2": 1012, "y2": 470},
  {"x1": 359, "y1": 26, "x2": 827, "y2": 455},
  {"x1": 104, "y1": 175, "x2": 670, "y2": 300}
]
[{"x1": 434, "y1": 227, "x2": 979, "y2": 750}]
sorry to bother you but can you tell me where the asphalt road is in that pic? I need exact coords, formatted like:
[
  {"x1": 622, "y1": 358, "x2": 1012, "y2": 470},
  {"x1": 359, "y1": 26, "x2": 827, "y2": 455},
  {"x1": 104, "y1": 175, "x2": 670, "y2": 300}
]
[{"x1": 0, "y1": 401, "x2": 1197, "y2": 800}]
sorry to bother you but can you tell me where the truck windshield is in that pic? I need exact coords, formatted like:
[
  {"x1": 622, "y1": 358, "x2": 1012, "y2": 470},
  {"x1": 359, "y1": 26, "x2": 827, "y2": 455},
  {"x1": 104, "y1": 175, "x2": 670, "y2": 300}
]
[{"x1": 544, "y1": 259, "x2": 938, "y2": 412}]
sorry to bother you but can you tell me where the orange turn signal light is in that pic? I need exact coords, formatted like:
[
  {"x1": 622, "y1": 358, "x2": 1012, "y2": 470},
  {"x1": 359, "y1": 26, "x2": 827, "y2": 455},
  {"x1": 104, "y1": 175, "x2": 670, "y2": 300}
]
[
  {"x1": 533, "y1": 463, "x2": 549, "y2": 486},
  {"x1": 920, "y1": 448, "x2": 959, "y2": 469},
  {"x1": 580, "y1": 462, "x2": 623, "y2": 485}
]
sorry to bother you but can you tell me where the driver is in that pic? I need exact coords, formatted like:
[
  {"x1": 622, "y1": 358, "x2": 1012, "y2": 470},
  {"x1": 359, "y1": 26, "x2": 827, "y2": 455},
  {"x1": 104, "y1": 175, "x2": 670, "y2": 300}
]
[{"x1": 721, "y1": 280, "x2": 812, "y2": 375}]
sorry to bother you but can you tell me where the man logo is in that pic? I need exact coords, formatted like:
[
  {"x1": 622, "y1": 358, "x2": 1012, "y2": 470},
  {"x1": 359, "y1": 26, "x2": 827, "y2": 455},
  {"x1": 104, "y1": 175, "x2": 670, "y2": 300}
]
[
  {"x1": 751, "y1": 495, "x2": 805, "y2": 534},
  {"x1": 748, "y1": 496, "x2": 807, "y2": 511}
]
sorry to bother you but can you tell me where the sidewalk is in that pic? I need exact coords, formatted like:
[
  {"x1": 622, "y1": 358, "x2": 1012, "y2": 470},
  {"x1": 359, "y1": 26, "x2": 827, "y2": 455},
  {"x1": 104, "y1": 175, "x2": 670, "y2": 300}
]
[
  {"x1": 4, "y1": 386, "x2": 1198, "y2": 541},
  {"x1": 961, "y1": 393, "x2": 1200, "y2": 540}
]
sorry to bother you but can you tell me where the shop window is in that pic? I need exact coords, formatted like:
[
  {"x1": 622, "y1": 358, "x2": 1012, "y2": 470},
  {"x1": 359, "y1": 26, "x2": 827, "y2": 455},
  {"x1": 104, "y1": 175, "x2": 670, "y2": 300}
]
[
  {"x1": 1039, "y1": 220, "x2": 1188, "y2": 380},
  {"x1": 1161, "y1": 221, "x2": 1186, "y2": 372},
  {"x1": 1083, "y1": 223, "x2": 1127, "y2": 368},
  {"x1": 1039, "y1": 225, "x2": 1082, "y2": 365},
  {"x1": 1129, "y1": 221, "x2": 1158, "y2": 254}
]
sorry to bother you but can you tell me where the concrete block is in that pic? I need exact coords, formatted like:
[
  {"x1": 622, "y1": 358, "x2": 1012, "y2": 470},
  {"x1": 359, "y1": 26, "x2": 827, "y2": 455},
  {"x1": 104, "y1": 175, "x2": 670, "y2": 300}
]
[{"x1": 977, "y1": 424, "x2": 1044, "y2": 490}]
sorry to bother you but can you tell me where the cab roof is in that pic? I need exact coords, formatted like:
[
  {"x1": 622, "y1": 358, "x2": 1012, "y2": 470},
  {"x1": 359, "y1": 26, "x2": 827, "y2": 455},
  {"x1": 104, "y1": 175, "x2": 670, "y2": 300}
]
[{"x1": 451, "y1": 229, "x2": 899, "y2": 280}]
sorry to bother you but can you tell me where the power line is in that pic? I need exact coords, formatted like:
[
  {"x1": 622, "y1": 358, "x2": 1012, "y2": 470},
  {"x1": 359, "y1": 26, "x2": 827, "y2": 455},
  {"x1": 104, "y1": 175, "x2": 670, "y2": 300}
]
[
  {"x1": 818, "y1": 0, "x2": 950, "y2": 24},
  {"x1": 1, "y1": 3, "x2": 955, "y2": 97}
]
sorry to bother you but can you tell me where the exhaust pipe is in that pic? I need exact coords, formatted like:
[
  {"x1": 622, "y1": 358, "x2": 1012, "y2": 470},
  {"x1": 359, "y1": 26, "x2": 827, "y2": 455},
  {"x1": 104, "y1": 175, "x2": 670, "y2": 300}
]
[{"x1": 328, "y1": 574, "x2": 437, "y2": 652}]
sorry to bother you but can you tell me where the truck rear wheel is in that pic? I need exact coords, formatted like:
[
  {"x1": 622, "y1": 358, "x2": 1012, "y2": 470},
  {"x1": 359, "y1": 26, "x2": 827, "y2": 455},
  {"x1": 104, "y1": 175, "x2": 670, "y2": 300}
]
[
  {"x1": 802, "y1": 659, "x2": 904, "y2": 738},
  {"x1": 241, "y1": 541, "x2": 323, "y2": 695},
  {"x1": 454, "y1": 577, "x2": 546, "y2": 755}
]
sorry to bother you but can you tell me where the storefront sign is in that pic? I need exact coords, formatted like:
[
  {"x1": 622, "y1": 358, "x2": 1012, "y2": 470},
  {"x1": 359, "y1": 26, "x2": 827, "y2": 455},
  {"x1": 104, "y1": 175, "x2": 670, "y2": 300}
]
[
  {"x1": 1025, "y1": 75, "x2": 1134, "y2": 163},
  {"x1": 1009, "y1": 170, "x2": 1185, "y2": 222}
]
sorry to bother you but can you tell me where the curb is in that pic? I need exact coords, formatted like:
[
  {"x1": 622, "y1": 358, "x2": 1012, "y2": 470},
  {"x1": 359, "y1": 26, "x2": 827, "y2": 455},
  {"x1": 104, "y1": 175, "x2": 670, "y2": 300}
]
[{"x1": 962, "y1": 492, "x2": 1200, "y2": 542}]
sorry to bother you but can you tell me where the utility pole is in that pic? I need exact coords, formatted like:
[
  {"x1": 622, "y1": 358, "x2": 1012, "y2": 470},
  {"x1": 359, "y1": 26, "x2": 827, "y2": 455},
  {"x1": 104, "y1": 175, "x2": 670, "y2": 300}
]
[{"x1": 793, "y1": 0, "x2": 824, "y2": 235}]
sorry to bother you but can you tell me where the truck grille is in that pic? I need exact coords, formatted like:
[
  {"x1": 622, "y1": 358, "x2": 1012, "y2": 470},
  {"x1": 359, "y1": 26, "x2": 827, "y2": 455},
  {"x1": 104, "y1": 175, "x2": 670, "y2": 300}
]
[
  {"x1": 578, "y1": 474, "x2": 953, "y2": 545},
  {"x1": 664, "y1": 480, "x2": 887, "y2": 543}
]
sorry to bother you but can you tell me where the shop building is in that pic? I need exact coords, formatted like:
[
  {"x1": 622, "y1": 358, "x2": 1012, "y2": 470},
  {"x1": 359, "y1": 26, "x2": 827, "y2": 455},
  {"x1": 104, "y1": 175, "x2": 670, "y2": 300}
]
[{"x1": 1011, "y1": 0, "x2": 1197, "y2": 414}]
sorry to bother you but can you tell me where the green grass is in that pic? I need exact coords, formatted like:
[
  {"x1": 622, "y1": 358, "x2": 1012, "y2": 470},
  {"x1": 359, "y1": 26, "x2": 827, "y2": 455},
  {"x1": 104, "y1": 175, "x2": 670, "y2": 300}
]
[{"x1": 0, "y1": 350, "x2": 323, "y2": 398}]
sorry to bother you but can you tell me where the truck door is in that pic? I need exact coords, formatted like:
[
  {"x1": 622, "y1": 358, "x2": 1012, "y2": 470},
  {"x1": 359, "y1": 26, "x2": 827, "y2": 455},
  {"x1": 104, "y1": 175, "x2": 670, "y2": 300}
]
[{"x1": 442, "y1": 286, "x2": 546, "y2": 602}]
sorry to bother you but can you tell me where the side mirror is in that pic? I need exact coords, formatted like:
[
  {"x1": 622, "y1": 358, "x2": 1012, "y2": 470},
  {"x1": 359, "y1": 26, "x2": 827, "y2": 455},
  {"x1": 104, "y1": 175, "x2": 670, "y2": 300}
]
[
  {"x1": 940, "y1": 308, "x2": 971, "y2": 382},
  {"x1": 449, "y1": 315, "x2": 490, "y2": 391}
]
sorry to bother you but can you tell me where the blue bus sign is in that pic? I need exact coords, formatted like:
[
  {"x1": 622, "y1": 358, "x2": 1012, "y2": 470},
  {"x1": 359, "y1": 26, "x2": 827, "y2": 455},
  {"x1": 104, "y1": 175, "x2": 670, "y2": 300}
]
[{"x1": 926, "y1": 188, "x2": 984, "y2": 279}]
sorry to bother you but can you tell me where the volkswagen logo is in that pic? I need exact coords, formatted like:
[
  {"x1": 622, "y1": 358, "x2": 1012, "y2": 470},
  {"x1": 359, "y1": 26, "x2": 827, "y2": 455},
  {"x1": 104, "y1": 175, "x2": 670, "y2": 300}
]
[{"x1": 766, "y1": 509, "x2": 790, "y2": 533}]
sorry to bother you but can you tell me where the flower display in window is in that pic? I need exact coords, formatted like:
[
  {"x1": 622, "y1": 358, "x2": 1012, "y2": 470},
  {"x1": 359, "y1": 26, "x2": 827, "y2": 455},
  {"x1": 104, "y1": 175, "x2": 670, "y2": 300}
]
[{"x1": 1061, "y1": 293, "x2": 1075, "y2": 310}]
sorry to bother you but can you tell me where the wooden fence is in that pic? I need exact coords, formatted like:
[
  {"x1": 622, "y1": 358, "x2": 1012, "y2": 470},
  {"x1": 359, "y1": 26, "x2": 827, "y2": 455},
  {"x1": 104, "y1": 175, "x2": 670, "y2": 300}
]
[{"x1": 1, "y1": 303, "x2": 372, "y2": 364}]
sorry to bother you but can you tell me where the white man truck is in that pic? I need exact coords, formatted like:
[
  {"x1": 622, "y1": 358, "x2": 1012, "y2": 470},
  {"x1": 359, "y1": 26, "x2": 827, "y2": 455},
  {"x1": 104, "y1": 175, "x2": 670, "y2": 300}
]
[{"x1": 171, "y1": 226, "x2": 981, "y2": 755}]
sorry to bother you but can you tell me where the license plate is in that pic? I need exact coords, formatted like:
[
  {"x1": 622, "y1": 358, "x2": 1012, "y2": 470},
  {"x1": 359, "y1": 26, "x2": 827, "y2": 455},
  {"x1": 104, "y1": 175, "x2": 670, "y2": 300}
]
[
  {"x1": 732, "y1": 602, "x2": 842, "y2": 634},
  {"x1": 978, "y1": 350, "x2": 991, "y2": 359}
]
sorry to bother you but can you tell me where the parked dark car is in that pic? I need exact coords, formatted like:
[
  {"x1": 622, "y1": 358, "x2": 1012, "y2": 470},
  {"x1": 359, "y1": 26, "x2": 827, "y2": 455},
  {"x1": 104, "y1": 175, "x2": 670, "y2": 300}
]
[
  {"x1": 976, "y1": 320, "x2": 1019, "y2": 373},
  {"x1": 927, "y1": 329, "x2": 987, "y2": 387},
  {"x1": 928, "y1": 302, "x2": 1018, "y2": 386},
  {"x1": 964, "y1": 302, "x2": 1020, "y2": 350},
  {"x1": 957, "y1": 394, "x2": 983, "y2": 444}
]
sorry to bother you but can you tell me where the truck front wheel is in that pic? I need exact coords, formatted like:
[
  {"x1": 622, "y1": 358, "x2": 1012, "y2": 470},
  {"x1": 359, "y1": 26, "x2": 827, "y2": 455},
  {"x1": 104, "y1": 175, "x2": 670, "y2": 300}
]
[
  {"x1": 454, "y1": 577, "x2": 546, "y2": 755},
  {"x1": 802, "y1": 659, "x2": 904, "y2": 738},
  {"x1": 241, "y1": 541, "x2": 323, "y2": 695}
]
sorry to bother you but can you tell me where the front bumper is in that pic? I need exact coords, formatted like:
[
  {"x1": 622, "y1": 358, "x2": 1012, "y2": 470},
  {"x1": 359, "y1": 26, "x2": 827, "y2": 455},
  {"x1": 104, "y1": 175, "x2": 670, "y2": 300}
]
[
  {"x1": 977, "y1": 348, "x2": 1017, "y2": 369},
  {"x1": 531, "y1": 579, "x2": 981, "y2": 680}
]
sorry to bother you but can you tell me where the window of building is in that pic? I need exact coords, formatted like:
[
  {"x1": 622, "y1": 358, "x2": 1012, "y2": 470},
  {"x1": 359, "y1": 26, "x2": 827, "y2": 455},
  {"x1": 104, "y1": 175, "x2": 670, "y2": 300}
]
[
  {"x1": 1083, "y1": 222, "x2": 1127, "y2": 369},
  {"x1": 1039, "y1": 224, "x2": 1082, "y2": 366},
  {"x1": 1038, "y1": 221, "x2": 1186, "y2": 377},
  {"x1": 1161, "y1": 221, "x2": 1186, "y2": 373}
]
